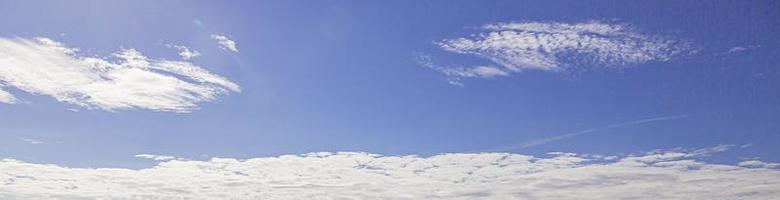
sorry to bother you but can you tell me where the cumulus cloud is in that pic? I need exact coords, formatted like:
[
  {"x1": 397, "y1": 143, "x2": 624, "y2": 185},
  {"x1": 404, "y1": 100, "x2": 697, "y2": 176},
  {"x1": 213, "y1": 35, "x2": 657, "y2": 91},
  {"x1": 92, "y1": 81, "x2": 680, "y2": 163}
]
[
  {"x1": 0, "y1": 37, "x2": 239, "y2": 112},
  {"x1": 422, "y1": 21, "x2": 695, "y2": 84},
  {"x1": 0, "y1": 148, "x2": 778, "y2": 199},
  {"x1": 166, "y1": 44, "x2": 200, "y2": 60},
  {"x1": 211, "y1": 34, "x2": 238, "y2": 52}
]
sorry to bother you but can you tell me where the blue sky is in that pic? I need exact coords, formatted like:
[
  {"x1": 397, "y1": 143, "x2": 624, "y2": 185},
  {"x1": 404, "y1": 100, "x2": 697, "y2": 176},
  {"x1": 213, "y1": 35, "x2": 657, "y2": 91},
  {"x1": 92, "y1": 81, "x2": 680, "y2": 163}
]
[{"x1": 0, "y1": 0, "x2": 778, "y2": 172}]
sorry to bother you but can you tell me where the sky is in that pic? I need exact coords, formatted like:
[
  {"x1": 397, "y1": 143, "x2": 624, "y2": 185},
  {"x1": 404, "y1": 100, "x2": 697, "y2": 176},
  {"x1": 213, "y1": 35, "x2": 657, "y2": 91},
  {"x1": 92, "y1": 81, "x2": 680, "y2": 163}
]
[{"x1": 0, "y1": 0, "x2": 779, "y2": 199}]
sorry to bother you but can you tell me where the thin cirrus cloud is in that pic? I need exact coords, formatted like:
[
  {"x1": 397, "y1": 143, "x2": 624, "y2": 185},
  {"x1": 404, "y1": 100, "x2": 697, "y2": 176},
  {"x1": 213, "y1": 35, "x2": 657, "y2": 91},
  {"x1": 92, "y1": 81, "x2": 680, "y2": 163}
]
[
  {"x1": 725, "y1": 44, "x2": 760, "y2": 54},
  {"x1": 211, "y1": 34, "x2": 239, "y2": 52},
  {"x1": 0, "y1": 147, "x2": 778, "y2": 199},
  {"x1": 495, "y1": 115, "x2": 689, "y2": 150},
  {"x1": 18, "y1": 138, "x2": 43, "y2": 145},
  {"x1": 421, "y1": 21, "x2": 696, "y2": 84},
  {"x1": 134, "y1": 154, "x2": 179, "y2": 161},
  {"x1": 0, "y1": 37, "x2": 240, "y2": 112}
]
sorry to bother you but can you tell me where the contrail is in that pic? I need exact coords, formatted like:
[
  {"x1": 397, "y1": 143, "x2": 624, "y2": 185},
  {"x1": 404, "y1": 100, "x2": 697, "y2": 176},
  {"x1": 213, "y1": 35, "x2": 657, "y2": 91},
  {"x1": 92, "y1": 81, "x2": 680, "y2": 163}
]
[{"x1": 489, "y1": 115, "x2": 688, "y2": 151}]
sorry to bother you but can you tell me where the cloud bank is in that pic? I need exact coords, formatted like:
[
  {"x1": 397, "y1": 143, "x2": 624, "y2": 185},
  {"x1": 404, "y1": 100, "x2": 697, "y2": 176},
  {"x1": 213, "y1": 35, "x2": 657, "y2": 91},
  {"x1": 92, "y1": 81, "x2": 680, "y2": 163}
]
[
  {"x1": 423, "y1": 21, "x2": 695, "y2": 84},
  {"x1": 1, "y1": 149, "x2": 778, "y2": 199},
  {"x1": 0, "y1": 37, "x2": 239, "y2": 112},
  {"x1": 211, "y1": 34, "x2": 239, "y2": 52}
]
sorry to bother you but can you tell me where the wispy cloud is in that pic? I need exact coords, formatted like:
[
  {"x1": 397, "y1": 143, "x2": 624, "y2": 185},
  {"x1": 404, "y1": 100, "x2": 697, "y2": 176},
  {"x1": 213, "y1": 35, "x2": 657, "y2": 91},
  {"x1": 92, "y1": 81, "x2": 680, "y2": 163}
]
[
  {"x1": 166, "y1": 44, "x2": 200, "y2": 60},
  {"x1": 0, "y1": 148, "x2": 778, "y2": 199},
  {"x1": 134, "y1": 154, "x2": 179, "y2": 161},
  {"x1": 211, "y1": 34, "x2": 238, "y2": 52},
  {"x1": 495, "y1": 115, "x2": 688, "y2": 150},
  {"x1": 725, "y1": 44, "x2": 760, "y2": 54},
  {"x1": 422, "y1": 21, "x2": 695, "y2": 84},
  {"x1": 0, "y1": 88, "x2": 15, "y2": 104},
  {"x1": 416, "y1": 54, "x2": 508, "y2": 86},
  {"x1": 739, "y1": 160, "x2": 780, "y2": 168},
  {"x1": 728, "y1": 46, "x2": 748, "y2": 53},
  {"x1": 18, "y1": 138, "x2": 43, "y2": 145},
  {"x1": 0, "y1": 37, "x2": 239, "y2": 112}
]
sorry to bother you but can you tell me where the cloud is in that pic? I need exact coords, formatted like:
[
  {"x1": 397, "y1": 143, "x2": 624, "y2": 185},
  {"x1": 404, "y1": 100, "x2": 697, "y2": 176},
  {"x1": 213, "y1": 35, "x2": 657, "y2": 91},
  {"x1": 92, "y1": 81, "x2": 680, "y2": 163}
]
[
  {"x1": 211, "y1": 34, "x2": 238, "y2": 52},
  {"x1": 166, "y1": 44, "x2": 200, "y2": 60},
  {"x1": 728, "y1": 46, "x2": 748, "y2": 53},
  {"x1": 0, "y1": 37, "x2": 239, "y2": 112},
  {"x1": 417, "y1": 54, "x2": 508, "y2": 86},
  {"x1": 134, "y1": 154, "x2": 179, "y2": 161},
  {"x1": 739, "y1": 160, "x2": 780, "y2": 168},
  {"x1": 18, "y1": 138, "x2": 43, "y2": 145},
  {"x1": 0, "y1": 88, "x2": 15, "y2": 104},
  {"x1": 491, "y1": 115, "x2": 688, "y2": 150},
  {"x1": 0, "y1": 148, "x2": 778, "y2": 199},
  {"x1": 422, "y1": 21, "x2": 695, "y2": 84},
  {"x1": 725, "y1": 45, "x2": 760, "y2": 54}
]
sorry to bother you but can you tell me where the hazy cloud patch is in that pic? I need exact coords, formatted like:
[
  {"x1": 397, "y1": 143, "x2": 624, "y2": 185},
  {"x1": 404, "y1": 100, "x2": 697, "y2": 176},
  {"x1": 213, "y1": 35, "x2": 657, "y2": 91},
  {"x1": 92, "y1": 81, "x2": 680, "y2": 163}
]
[{"x1": 18, "y1": 138, "x2": 43, "y2": 145}]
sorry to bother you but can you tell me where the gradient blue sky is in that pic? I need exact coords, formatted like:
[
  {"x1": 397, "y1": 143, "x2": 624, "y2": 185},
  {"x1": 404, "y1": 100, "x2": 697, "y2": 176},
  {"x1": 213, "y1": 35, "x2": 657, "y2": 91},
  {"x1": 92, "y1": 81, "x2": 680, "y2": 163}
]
[{"x1": 0, "y1": 0, "x2": 778, "y2": 169}]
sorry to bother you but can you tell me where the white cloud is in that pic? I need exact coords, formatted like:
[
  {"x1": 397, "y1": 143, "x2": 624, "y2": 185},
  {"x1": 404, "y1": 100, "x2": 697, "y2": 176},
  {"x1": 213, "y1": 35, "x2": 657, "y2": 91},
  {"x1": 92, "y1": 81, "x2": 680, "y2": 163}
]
[
  {"x1": 0, "y1": 148, "x2": 778, "y2": 199},
  {"x1": 725, "y1": 45, "x2": 760, "y2": 54},
  {"x1": 0, "y1": 88, "x2": 16, "y2": 104},
  {"x1": 728, "y1": 46, "x2": 748, "y2": 53},
  {"x1": 211, "y1": 34, "x2": 238, "y2": 52},
  {"x1": 166, "y1": 44, "x2": 200, "y2": 60},
  {"x1": 18, "y1": 138, "x2": 43, "y2": 145},
  {"x1": 423, "y1": 21, "x2": 694, "y2": 84},
  {"x1": 134, "y1": 154, "x2": 178, "y2": 161},
  {"x1": 0, "y1": 37, "x2": 239, "y2": 112},
  {"x1": 417, "y1": 54, "x2": 508, "y2": 86},
  {"x1": 739, "y1": 160, "x2": 780, "y2": 168}
]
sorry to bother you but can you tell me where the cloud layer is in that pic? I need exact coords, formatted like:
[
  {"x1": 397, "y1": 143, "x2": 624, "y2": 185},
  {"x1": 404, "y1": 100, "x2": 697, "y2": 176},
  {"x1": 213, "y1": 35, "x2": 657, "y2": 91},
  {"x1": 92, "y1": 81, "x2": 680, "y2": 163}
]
[
  {"x1": 211, "y1": 34, "x2": 239, "y2": 52},
  {"x1": 424, "y1": 21, "x2": 695, "y2": 84},
  {"x1": 0, "y1": 37, "x2": 239, "y2": 112},
  {"x1": 1, "y1": 149, "x2": 778, "y2": 199}
]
